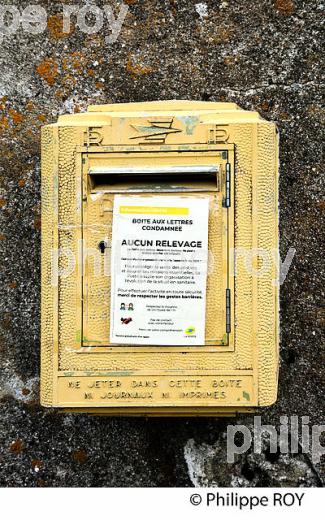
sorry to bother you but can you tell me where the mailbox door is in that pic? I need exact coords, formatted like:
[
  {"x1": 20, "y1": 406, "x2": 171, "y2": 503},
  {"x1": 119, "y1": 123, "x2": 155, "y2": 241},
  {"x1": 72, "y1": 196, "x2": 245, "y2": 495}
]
[{"x1": 81, "y1": 147, "x2": 234, "y2": 352}]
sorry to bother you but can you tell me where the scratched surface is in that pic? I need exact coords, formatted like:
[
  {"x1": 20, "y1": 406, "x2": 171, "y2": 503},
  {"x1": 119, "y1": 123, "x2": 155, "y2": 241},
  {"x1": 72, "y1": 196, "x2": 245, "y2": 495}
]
[{"x1": 0, "y1": 0, "x2": 324, "y2": 486}]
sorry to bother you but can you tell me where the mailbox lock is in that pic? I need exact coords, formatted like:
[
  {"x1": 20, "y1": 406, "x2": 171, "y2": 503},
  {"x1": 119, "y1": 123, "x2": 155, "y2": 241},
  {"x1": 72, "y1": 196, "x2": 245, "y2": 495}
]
[{"x1": 98, "y1": 241, "x2": 108, "y2": 254}]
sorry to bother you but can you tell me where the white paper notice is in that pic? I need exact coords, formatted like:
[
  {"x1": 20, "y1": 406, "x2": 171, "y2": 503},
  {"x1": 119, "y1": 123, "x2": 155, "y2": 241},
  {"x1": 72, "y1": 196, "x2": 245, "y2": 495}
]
[{"x1": 110, "y1": 195, "x2": 209, "y2": 345}]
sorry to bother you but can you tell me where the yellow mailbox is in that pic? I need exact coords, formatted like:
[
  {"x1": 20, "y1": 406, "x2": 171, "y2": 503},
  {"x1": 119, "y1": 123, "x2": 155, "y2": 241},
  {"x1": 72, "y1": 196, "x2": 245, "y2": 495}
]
[{"x1": 41, "y1": 100, "x2": 279, "y2": 415}]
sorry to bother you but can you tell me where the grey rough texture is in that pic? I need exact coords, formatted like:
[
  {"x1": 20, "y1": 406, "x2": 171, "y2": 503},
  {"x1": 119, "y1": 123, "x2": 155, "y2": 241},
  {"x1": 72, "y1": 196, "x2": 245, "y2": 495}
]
[{"x1": 0, "y1": 0, "x2": 324, "y2": 487}]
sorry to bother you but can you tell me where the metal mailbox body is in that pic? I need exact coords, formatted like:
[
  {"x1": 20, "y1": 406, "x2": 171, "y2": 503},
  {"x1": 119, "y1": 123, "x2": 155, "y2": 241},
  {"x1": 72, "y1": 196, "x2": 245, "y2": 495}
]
[{"x1": 41, "y1": 100, "x2": 279, "y2": 415}]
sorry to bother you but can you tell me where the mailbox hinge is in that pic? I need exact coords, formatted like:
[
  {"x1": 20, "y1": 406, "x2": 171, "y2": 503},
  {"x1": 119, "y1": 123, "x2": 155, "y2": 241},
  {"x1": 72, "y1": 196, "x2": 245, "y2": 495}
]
[
  {"x1": 225, "y1": 163, "x2": 231, "y2": 208},
  {"x1": 226, "y1": 289, "x2": 231, "y2": 333}
]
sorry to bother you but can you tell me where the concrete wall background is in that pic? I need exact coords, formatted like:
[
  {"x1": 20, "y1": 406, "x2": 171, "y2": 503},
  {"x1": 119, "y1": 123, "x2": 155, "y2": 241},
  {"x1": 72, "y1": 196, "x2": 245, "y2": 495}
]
[{"x1": 0, "y1": 0, "x2": 324, "y2": 487}]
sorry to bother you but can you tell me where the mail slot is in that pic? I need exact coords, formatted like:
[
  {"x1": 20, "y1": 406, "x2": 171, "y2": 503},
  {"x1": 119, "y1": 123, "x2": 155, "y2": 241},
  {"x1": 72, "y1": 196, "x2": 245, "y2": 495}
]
[{"x1": 41, "y1": 100, "x2": 279, "y2": 415}]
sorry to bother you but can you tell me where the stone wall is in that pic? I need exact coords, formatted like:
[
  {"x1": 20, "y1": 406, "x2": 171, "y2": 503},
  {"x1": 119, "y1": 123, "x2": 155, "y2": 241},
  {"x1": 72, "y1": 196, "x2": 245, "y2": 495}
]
[{"x1": 0, "y1": 0, "x2": 323, "y2": 486}]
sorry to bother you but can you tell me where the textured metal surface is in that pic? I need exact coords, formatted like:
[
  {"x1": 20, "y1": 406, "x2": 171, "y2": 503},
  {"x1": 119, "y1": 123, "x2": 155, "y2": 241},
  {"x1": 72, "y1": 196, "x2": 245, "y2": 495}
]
[
  {"x1": 40, "y1": 126, "x2": 56, "y2": 406},
  {"x1": 256, "y1": 123, "x2": 279, "y2": 405}
]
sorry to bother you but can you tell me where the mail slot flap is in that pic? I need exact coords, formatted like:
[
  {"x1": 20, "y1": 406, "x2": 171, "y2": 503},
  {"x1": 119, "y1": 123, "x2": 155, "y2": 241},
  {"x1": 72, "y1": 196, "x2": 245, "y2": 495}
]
[
  {"x1": 89, "y1": 165, "x2": 220, "y2": 193},
  {"x1": 88, "y1": 165, "x2": 218, "y2": 176}
]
